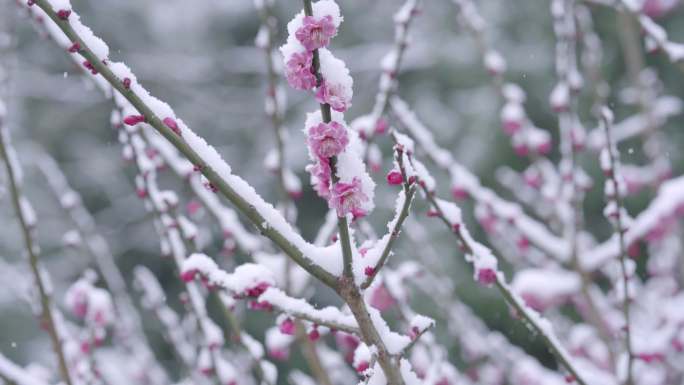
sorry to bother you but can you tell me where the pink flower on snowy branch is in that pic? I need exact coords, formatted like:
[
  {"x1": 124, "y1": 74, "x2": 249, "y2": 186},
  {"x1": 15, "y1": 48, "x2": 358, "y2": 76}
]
[
  {"x1": 295, "y1": 15, "x2": 337, "y2": 51},
  {"x1": 315, "y1": 80, "x2": 351, "y2": 112},
  {"x1": 329, "y1": 177, "x2": 368, "y2": 218},
  {"x1": 307, "y1": 160, "x2": 332, "y2": 199},
  {"x1": 285, "y1": 51, "x2": 317, "y2": 90},
  {"x1": 307, "y1": 121, "x2": 349, "y2": 159}
]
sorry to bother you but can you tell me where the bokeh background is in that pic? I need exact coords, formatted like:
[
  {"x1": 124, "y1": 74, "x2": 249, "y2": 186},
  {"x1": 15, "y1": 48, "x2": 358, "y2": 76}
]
[{"x1": 1, "y1": 0, "x2": 683, "y2": 382}]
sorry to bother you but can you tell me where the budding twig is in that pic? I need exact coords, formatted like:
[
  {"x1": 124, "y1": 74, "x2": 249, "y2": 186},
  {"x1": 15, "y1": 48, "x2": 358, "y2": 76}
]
[
  {"x1": 0, "y1": 104, "x2": 74, "y2": 385},
  {"x1": 600, "y1": 107, "x2": 634, "y2": 385}
]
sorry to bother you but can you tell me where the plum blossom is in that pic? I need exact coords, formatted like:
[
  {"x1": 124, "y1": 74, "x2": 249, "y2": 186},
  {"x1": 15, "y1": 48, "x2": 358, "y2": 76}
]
[
  {"x1": 329, "y1": 177, "x2": 368, "y2": 217},
  {"x1": 306, "y1": 160, "x2": 332, "y2": 199},
  {"x1": 285, "y1": 51, "x2": 317, "y2": 90},
  {"x1": 295, "y1": 15, "x2": 337, "y2": 51},
  {"x1": 316, "y1": 80, "x2": 351, "y2": 112},
  {"x1": 307, "y1": 121, "x2": 349, "y2": 159}
]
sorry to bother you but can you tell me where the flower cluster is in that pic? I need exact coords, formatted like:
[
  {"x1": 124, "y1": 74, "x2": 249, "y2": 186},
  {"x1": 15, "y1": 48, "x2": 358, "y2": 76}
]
[
  {"x1": 281, "y1": 1, "x2": 373, "y2": 218},
  {"x1": 280, "y1": 0, "x2": 352, "y2": 113},
  {"x1": 303, "y1": 111, "x2": 375, "y2": 218}
]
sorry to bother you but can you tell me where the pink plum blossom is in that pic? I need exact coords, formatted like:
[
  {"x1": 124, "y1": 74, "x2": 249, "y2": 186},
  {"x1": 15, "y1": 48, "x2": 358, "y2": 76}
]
[
  {"x1": 329, "y1": 177, "x2": 368, "y2": 217},
  {"x1": 285, "y1": 51, "x2": 317, "y2": 90},
  {"x1": 315, "y1": 80, "x2": 351, "y2": 112},
  {"x1": 307, "y1": 160, "x2": 332, "y2": 199},
  {"x1": 307, "y1": 121, "x2": 349, "y2": 159},
  {"x1": 295, "y1": 15, "x2": 337, "y2": 51}
]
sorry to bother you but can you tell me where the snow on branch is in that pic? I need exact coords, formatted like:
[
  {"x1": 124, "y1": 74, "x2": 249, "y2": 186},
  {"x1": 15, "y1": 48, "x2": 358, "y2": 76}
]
[
  {"x1": 0, "y1": 354, "x2": 50, "y2": 385},
  {"x1": 260, "y1": 287, "x2": 360, "y2": 335},
  {"x1": 391, "y1": 96, "x2": 572, "y2": 262},
  {"x1": 25, "y1": 0, "x2": 340, "y2": 288},
  {"x1": 580, "y1": 174, "x2": 684, "y2": 271},
  {"x1": 391, "y1": 133, "x2": 593, "y2": 385}
]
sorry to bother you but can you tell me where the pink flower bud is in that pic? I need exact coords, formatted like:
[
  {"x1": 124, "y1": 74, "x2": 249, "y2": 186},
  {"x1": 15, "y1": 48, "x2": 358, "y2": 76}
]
[
  {"x1": 269, "y1": 348, "x2": 289, "y2": 361},
  {"x1": 308, "y1": 327, "x2": 320, "y2": 341},
  {"x1": 364, "y1": 266, "x2": 375, "y2": 277},
  {"x1": 279, "y1": 318, "x2": 296, "y2": 335},
  {"x1": 122, "y1": 77, "x2": 131, "y2": 89},
  {"x1": 374, "y1": 118, "x2": 388, "y2": 135},
  {"x1": 516, "y1": 237, "x2": 530, "y2": 252},
  {"x1": 82, "y1": 60, "x2": 98, "y2": 75},
  {"x1": 245, "y1": 282, "x2": 270, "y2": 298},
  {"x1": 163, "y1": 117, "x2": 181, "y2": 136},
  {"x1": 502, "y1": 119, "x2": 522, "y2": 135},
  {"x1": 67, "y1": 42, "x2": 80, "y2": 53},
  {"x1": 248, "y1": 300, "x2": 273, "y2": 311},
  {"x1": 537, "y1": 140, "x2": 552, "y2": 155},
  {"x1": 477, "y1": 268, "x2": 497, "y2": 286},
  {"x1": 123, "y1": 115, "x2": 145, "y2": 126},
  {"x1": 180, "y1": 269, "x2": 197, "y2": 283},
  {"x1": 355, "y1": 361, "x2": 369, "y2": 373},
  {"x1": 450, "y1": 185, "x2": 468, "y2": 200},
  {"x1": 514, "y1": 143, "x2": 529, "y2": 157},
  {"x1": 386, "y1": 170, "x2": 403, "y2": 185},
  {"x1": 56, "y1": 9, "x2": 71, "y2": 20}
]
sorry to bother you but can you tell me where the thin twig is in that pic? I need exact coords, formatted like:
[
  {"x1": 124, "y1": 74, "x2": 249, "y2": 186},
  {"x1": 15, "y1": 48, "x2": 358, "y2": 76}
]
[
  {"x1": 0, "y1": 108, "x2": 74, "y2": 385},
  {"x1": 600, "y1": 107, "x2": 634, "y2": 385}
]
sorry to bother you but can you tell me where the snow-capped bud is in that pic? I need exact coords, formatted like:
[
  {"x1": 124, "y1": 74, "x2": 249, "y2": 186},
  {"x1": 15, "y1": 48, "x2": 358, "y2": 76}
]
[
  {"x1": 355, "y1": 361, "x2": 369, "y2": 373},
  {"x1": 516, "y1": 236, "x2": 530, "y2": 252},
  {"x1": 374, "y1": 118, "x2": 388, "y2": 135},
  {"x1": 279, "y1": 318, "x2": 296, "y2": 335},
  {"x1": 477, "y1": 268, "x2": 497, "y2": 286},
  {"x1": 386, "y1": 170, "x2": 403, "y2": 185},
  {"x1": 268, "y1": 347, "x2": 289, "y2": 361},
  {"x1": 550, "y1": 82, "x2": 570, "y2": 113},
  {"x1": 308, "y1": 327, "x2": 320, "y2": 341},
  {"x1": 123, "y1": 115, "x2": 145, "y2": 126},
  {"x1": 180, "y1": 269, "x2": 197, "y2": 283},
  {"x1": 642, "y1": 0, "x2": 680, "y2": 18},
  {"x1": 513, "y1": 143, "x2": 529, "y2": 157},
  {"x1": 523, "y1": 169, "x2": 542, "y2": 189},
  {"x1": 450, "y1": 185, "x2": 468, "y2": 200},
  {"x1": 245, "y1": 282, "x2": 270, "y2": 298},
  {"x1": 501, "y1": 102, "x2": 524, "y2": 135},
  {"x1": 484, "y1": 50, "x2": 507, "y2": 76},
  {"x1": 536, "y1": 139, "x2": 551, "y2": 155}
]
